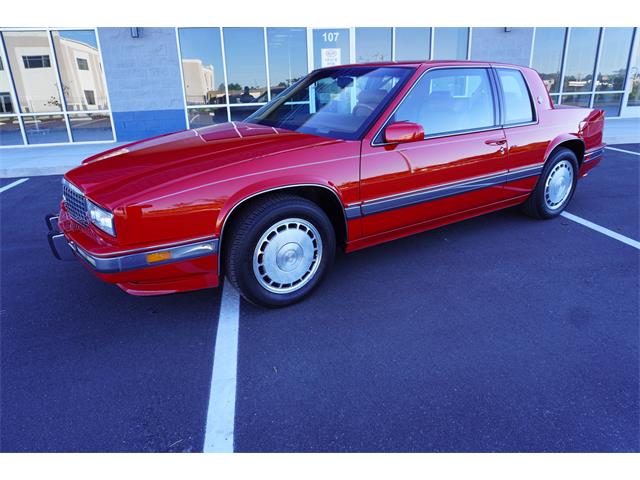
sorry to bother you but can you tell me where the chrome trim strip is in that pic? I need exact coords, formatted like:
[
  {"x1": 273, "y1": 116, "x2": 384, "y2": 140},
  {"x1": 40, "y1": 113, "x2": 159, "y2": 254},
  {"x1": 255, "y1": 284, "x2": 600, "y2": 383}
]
[
  {"x1": 584, "y1": 147, "x2": 605, "y2": 162},
  {"x1": 72, "y1": 238, "x2": 219, "y2": 273},
  {"x1": 361, "y1": 171, "x2": 508, "y2": 216},
  {"x1": 505, "y1": 164, "x2": 544, "y2": 182},
  {"x1": 344, "y1": 205, "x2": 362, "y2": 219},
  {"x1": 87, "y1": 234, "x2": 218, "y2": 258}
]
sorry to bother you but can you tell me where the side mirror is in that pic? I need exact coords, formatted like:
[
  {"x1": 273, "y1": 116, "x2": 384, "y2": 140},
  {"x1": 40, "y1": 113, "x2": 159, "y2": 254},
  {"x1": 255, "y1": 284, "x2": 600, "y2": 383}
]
[{"x1": 383, "y1": 121, "x2": 424, "y2": 144}]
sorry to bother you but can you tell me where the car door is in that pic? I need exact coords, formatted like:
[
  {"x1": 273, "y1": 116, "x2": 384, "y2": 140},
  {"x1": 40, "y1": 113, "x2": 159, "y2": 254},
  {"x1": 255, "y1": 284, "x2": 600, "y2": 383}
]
[{"x1": 359, "y1": 66, "x2": 510, "y2": 237}]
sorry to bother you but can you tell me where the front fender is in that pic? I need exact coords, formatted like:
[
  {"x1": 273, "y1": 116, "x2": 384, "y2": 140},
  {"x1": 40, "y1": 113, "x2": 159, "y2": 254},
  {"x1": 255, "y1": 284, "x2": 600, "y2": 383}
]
[{"x1": 214, "y1": 175, "x2": 346, "y2": 236}]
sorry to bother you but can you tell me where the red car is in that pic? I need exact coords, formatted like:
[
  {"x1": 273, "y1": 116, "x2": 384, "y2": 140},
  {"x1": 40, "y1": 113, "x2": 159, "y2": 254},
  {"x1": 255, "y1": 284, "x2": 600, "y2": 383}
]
[{"x1": 47, "y1": 61, "x2": 605, "y2": 307}]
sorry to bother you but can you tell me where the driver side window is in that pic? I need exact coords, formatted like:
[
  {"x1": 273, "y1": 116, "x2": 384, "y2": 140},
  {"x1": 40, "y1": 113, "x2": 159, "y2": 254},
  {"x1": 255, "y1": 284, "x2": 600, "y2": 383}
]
[{"x1": 392, "y1": 68, "x2": 497, "y2": 137}]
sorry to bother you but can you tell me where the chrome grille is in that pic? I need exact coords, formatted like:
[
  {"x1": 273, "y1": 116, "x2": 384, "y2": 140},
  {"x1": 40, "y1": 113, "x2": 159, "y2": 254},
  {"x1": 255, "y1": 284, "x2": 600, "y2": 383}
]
[{"x1": 62, "y1": 180, "x2": 88, "y2": 226}]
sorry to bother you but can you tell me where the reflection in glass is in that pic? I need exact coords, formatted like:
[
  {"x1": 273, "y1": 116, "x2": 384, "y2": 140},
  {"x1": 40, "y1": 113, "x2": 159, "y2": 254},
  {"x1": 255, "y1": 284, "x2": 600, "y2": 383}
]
[
  {"x1": 550, "y1": 94, "x2": 559, "y2": 105},
  {"x1": 356, "y1": 28, "x2": 392, "y2": 63},
  {"x1": 313, "y1": 29, "x2": 350, "y2": 69},
  {"x1": 395, "y1": 28, "x2": 431, "y2": 61},
  {"x1": 594, "y1": 93, "x2": 622, "y2": 117},
  {"x1": 187, "y1": 107, "x2": 228, "y2": 129},
  {"x1": 247, "y1": 66, "x2": 412, "y2": 140},
  {"x1": 68, "y1": 113, "x2": 113, "y2": 141},
  {"x1": 224, "y1": 28, "x2": 268, "y2": 104},
  {"x1": 559, "y1": 94, "x2": 591, "y2": 107},
  {"x1": 0, "y1": 116, "x2": 23, "y2": 145},
  {"x1": 230, "y1": 105, "x2": 261, "y2": 122},
  {"x1": 267, "y1": 28, "x2": 307, "y2": 90},
  {"x1": 0, "y1": 46, "x2": 18, "y2": 113},
  {"x1": 563, "y1": 28, "x2": 600, "y2": 93},
  {"x1": 2, "y1": 31, "x2": 62, "y2": 113},
  {"x1": 23, "y1": 114, "x2": 68, "y2": 144},
  {"x1": 178, "y1": 28, "x2": 226, "y2": 106},
  {"x1": 433, "y1": 28, "x2": 468, "y2": 60},
  {"x1": 531, "y1": 28, "x2": 566, "y2": 94},
  {"x1": 596, "y1": 28, "x2": 634, "y2": 91},
  {"x1": 51, "y1": 30, "x2": 109, "y2": 111},
  {"x1": 628, "y1": 38, "x2": 640, "y2": 107}
]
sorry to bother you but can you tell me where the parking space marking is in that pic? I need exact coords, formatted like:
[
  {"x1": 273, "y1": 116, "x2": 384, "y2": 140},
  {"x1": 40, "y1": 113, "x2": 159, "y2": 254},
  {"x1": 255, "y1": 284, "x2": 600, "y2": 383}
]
[
  {"x1": 0, "y1": 178, "x2": 29, "y2": 193},
  {"x1": 561, "y1": 211, "x2": 640, "y2": 250},
  {"x1": 606, "y1": 147, "x2": 640, "y2": 156},
  {"x1": 203, "y1": 280, "x2": 240, "y2": 453}
]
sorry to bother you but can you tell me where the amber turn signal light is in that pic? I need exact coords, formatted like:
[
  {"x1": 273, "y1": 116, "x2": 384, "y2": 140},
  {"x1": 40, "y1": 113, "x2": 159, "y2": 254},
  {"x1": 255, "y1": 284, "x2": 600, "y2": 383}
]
[{"x1": 146, "y1": 251, "x2": 172, "y2": 264}]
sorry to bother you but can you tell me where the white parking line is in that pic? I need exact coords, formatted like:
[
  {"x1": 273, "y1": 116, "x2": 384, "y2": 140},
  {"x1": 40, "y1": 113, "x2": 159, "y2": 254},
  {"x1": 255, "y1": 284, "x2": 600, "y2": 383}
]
[
  {"x1": 203, "y1": 280, "x2": 240, "y2": 453},
  {"x1": 561, "y1": 211, "x2": 640, "y2": 250},
  {"x1": 0, "y1": 178, "x2": 29, "y2": 193},
  {"x1": 605, "y1": 147, "x2": 640, "y2": 156}
]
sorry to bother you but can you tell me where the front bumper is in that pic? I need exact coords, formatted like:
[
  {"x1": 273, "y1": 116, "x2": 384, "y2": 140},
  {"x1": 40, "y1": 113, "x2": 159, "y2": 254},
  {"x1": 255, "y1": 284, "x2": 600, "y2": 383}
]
[
  {"x1": 46, "y1": 214, "x2": 220, "y2": 294},
  {"x1": 46, "y1": 214, "x2": 219, "y2": 273}
]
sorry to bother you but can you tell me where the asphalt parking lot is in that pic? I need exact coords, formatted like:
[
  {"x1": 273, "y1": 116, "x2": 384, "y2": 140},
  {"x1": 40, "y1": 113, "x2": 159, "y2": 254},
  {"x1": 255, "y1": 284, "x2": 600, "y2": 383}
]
[{"x1": 1, "y1": 145, "x2": 638, "y2": 452}]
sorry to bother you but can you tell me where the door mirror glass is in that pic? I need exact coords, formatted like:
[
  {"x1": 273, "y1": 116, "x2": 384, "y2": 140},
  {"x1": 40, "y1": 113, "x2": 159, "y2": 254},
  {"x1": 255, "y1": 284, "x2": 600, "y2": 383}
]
[{"x1": 384, "y1": 121, "x2": 424, "y2": 143}]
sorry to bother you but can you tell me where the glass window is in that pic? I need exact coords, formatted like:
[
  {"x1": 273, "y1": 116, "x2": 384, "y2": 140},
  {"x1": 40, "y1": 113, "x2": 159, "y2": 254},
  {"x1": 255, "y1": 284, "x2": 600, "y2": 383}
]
[
  {"x1": 395, "y1": 27, "x2": 431, "y2": 62},
  {"x1": 76, "y1": 58, "x2": 89, "y2": 70},
  {"x1": 594, "y1": 93, "x2": 623, "y2": 117},
  {"x1": 230, "y1": 105, "x2": 261, "y2": 122},
  {"x1": 0, "y1": 47, "x2": 18, "y2": 114},
  {"x1": 531, "y1": 27, "x2": 566, "y2": 94},
  {"x1": 497, "y1": 69, "x2": 534, "y2": 124},
  {"x1": 559, "y1": 94, "x2": 591, "y2": 107},
  {"x1": 2, "y1": 31, "x2": 62, "y2": 113},
  {"x1": 392, "y1": 68, "x2": 495, "y2": 136},
  {"x1": 68, "y1": 113, "x2": 113, "y2": 141},
  {"x1": 22, "y1": 55, "x2": 51, "y2": 68},
  {"x1": 23, "y1": 114, "x2": 68, "y2": 144},
  {"x1": 187, "y1": 107, "x2": 228, "y2": 129},
  {"x1": 355, "y1": 28, "x2": 392, "y2": 63},
  {"x1": 563, "y1": 28, "x2": 600, "y2": 93},
  {"x1": 313, "y1": 29, "x2": 350, "y2": 69},
  {"x1": 52, "y1": 30, "x2": 109, "y2": 111},
  {"x1": 223, "y1": 27, "x2": 268, "y2": 105},
  {"x1": 248, "y1": 66, "x2": 412, "y2": 140},
  {"x1": 0, "y1": 116, "x2": 23, "y2": 145},
  {"x1": 627, "y1": 38, "x2": 640, "y2": 107},
  {"x1": 267, "y1": 28, "x2": 308, "y2": 91},
  {"x1": 432, "y1": 28, "x2": 468, "y2": 60},
  {"x1": 178, "y1": 28, "x2": 226, "y2": 106},
  {"x1": 596, "y1": 28, "x2": 634, "y2": 92}
]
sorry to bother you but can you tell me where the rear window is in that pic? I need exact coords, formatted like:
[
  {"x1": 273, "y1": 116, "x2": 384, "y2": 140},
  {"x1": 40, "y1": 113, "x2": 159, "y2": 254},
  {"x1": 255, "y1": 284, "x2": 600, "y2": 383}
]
[{"x1": 496, "y1": 69, "x2": 534, "y2": 125}]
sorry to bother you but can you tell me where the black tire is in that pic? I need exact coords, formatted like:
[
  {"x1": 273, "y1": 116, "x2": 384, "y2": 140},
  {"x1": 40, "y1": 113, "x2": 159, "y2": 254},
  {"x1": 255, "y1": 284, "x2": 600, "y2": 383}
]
[
  {"x1": 223, "y1": 193, "x2": 336, "y2": 308},
  {"x1": 521, "y1": 147, "x2": 579, "y2": 219}
]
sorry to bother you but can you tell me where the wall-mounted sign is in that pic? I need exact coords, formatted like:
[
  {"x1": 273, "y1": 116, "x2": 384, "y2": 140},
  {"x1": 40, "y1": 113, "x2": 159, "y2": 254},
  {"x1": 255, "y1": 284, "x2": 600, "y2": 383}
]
[{"x1": 321, "y1": 48, "x2": 341, "y2": 67}]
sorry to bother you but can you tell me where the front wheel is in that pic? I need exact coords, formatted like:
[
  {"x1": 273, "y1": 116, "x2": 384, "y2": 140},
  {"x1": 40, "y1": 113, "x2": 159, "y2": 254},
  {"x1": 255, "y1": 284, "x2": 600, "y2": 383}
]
[
  {"x1": 521, "y1": 147, "x2": 578, "y2": 219},
  {"x1": 223, "y1": 194, "x2": 336, "y2": 307}
]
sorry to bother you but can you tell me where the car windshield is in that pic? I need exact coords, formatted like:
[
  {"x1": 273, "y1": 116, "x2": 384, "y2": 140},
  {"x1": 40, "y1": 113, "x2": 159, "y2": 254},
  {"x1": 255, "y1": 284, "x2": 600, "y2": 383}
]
[{"x1": 245, "y1": 66, "x2": 414, "y2": 140}]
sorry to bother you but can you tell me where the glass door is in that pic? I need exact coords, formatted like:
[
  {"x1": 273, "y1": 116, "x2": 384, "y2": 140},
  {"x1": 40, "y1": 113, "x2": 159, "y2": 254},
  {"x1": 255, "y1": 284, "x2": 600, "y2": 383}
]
[{"x1": 621, "y1": 30, "x2": 640, "y2": 117}]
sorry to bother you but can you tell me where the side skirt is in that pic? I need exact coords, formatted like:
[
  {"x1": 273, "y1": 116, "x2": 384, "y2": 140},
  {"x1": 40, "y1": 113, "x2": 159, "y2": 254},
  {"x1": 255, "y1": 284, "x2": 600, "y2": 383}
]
[{"x1": 345, "y1": 194, "x2": 530, "y2": 253}]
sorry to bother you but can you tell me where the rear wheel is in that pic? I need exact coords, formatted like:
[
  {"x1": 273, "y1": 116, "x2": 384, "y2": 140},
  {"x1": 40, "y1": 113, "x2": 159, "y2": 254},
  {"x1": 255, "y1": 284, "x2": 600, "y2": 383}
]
[
  {"x1": 223, "y1": 194, "x2": 335, "y2": 307},
  {"x1": 522, "y1": 147, "x2": 578, "y2": 219}
]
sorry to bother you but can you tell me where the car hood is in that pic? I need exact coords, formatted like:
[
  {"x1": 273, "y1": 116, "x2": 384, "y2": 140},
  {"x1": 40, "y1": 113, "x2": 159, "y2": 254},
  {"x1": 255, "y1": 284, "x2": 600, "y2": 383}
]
[{"x1": 65, "y1": 122, "x2": 340, "y2": 207}]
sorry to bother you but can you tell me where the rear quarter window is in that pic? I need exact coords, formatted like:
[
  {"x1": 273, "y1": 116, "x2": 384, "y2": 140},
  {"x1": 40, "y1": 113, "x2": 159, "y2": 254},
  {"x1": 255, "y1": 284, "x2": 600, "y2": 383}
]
[{"x1": 496, "y1": 69, "x2": 535, "y2": 125}]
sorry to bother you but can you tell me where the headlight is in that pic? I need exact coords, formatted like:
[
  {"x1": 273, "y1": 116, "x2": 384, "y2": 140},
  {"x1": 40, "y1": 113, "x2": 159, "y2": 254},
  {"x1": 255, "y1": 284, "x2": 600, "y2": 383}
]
[{"x1": 87, "y1": 200, "x2": 116, "y2": 236}]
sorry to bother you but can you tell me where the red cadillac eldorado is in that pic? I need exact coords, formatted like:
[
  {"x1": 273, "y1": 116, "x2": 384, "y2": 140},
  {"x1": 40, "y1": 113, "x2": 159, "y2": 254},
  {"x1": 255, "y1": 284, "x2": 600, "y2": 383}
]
[{"x1": 47, "y1": 61, "x2": 605, "y2": 307}]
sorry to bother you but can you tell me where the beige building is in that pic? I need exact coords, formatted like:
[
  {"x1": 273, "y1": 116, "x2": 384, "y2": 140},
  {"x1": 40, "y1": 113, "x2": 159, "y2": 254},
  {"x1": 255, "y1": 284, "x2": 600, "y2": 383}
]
[
  {"x1": 2, "y1": 30, "x2": 108, "y2": 114},
  {"x1": 181, "y1": 58, "x2": 214, "y2": 105}
]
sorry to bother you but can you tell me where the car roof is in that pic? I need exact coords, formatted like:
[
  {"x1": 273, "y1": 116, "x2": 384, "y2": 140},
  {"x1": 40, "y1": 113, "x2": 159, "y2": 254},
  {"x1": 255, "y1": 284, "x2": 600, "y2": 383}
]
[{"x1": 319, "y1": 60, "x2": 526, "y2": 70}]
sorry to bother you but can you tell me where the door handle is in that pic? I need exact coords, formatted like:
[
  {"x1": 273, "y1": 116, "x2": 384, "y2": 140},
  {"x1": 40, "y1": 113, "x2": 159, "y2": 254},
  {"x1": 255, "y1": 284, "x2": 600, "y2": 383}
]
[{"x1": 485, "y1": 138, "x2": 507, "y2": 145}]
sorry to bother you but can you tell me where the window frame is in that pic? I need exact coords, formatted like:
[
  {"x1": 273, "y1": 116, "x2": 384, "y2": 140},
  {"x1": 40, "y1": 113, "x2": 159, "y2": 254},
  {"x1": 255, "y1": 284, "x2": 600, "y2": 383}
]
[
  {"x1": 371, "y1": 65, "x2": 502, "y2": 146},
  {"x1": 491, "y1": 66, "x2": 538, "y2": 128}
]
